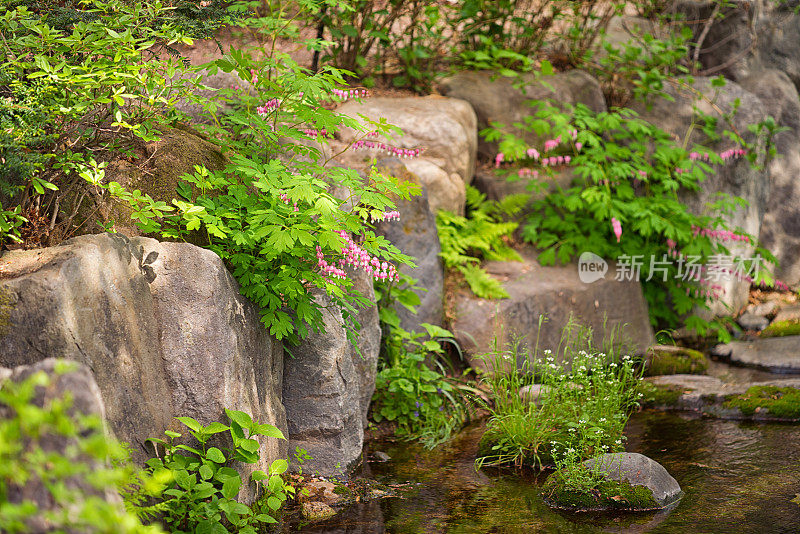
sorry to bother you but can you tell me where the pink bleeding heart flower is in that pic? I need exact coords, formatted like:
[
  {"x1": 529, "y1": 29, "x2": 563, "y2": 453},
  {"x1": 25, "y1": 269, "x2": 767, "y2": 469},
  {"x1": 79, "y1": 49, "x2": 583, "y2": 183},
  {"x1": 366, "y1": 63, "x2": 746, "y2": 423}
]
[{"x1": 611, "y1": 217, "x2": 622, "y2": 243}]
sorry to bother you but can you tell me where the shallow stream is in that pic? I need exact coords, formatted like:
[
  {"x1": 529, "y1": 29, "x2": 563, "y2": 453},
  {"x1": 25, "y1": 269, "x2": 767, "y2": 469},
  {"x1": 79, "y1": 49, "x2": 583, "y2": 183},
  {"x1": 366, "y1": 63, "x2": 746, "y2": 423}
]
[{"x1": 287, "y1": 411, "x2": 800, "y2": 533}]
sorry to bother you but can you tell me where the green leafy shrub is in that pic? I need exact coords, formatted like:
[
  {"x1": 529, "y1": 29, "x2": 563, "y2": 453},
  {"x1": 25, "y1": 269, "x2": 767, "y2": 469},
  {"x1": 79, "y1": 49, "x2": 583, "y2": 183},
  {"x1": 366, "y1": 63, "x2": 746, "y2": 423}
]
[
  {"x1": 436, "y1": 186, "x2": 526, "y2": 299},
  {"x1": 476, "y1": 319, "x2": 642, "y2": 468},
  {"x1": 317, "y1": 0, "x2": 450, "y2": 91},
  {"x1": 487, "y1": 100, "x2": 775, "y2": 339},
  {"x1": 0, "y1": 0, "x2": 205, "y2": 246},
  {"x1": 84, "y1": 1, "x2": 419, "y2": 342},
  {"x1": 132, "y1": 410, "x2": 292, "y2": 533},
  {"x1": 594, "y1": 26, "x2": 694, "y2": 107},
  {"x1": 0, "y1": 363, "x2": 163, "y2": 534}
]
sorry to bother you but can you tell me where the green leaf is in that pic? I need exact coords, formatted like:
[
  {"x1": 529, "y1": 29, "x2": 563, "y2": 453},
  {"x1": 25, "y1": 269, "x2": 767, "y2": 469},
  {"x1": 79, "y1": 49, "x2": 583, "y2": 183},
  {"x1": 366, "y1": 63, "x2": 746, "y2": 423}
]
[
  {"x1": 222, "y1": 475, "x2": 241, "y2": 500},
  {"x1": 206, "y1": 447, "x2": 226, "y2": 464},
  {"x1": 176, "y1": 416, "x2": 201, "y2": 432}
]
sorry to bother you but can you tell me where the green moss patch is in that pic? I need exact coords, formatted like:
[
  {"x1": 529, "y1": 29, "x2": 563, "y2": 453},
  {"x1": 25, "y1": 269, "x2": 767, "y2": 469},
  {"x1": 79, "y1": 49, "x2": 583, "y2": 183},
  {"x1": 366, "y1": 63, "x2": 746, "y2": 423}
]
[
  {"x1": 644, "y1": 347, "x2": 708, "y2": 376},
  {"x1": 723, "y1": 386, "x2": 800, "y2": 419},
  {"x1": 0, "y1": 287, "x2": 13, "y2": 338},
  {"x1": 541, "y1": 476, "x2": 661, "y2": 512},
  {"x1": 760, "y1": 320, "x2": 800, "y2": 338},
  {"x1": 637, "y1": 381, "x2": 685, "y2": 407}
]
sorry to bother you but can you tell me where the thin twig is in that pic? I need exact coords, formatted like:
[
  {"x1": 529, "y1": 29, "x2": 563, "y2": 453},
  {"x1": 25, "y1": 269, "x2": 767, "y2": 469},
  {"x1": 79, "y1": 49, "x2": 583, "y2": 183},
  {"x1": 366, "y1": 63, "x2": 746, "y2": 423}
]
[{"x1": 692, "y1": 2, "x2": 721, "y2": 72}]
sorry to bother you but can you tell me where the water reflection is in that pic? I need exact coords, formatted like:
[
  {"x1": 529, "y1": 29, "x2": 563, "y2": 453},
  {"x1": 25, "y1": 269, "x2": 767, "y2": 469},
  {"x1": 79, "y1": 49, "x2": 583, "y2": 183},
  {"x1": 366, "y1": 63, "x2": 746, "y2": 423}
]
[{"x1": 287, "y1": 412, "x2": 800, "y2": 533}]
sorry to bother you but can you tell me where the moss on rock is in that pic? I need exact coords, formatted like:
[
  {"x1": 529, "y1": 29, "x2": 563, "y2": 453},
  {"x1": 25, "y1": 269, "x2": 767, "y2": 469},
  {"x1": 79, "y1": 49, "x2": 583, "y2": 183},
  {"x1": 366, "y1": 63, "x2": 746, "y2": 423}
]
[
  {"x1": 0, "y1": 287, "x2": 14, "y2": 338},
  {"x1": 760, "y1": 319, "x2": 800, "y2": 338},
  {"x1": 723, "y1": 385, "x2": 800, "y2": 419},
  {"x1": 541, "y1": 476, "x2": 661, "y2": 512},
  {"x1": 637, "y1": 381, "x2": 685, "y2": 407},
  {"x1": 644, "y1": 346, "x2": 708, "y2": 376}
]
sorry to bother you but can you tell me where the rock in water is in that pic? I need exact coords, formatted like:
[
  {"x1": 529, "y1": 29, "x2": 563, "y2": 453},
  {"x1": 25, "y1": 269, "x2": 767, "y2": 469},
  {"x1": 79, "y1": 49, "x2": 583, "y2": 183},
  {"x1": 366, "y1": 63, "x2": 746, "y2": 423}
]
[
  {"x1": 712, "y1": 336, "x2": 800, "y2": 374},
  {"x1": 543, "y1": 452, "x2": 682, "y2": 511}
]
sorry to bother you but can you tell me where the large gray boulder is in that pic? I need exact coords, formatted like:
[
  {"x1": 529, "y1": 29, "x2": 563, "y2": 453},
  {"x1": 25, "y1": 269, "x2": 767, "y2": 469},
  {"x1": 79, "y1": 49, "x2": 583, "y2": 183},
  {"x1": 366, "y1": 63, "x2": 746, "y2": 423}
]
[
  {"x1": 335, "y1": 95, "x2": 477, "y2": 215},
  {"x1": 374, "y1": 159, "x2": 445, "y2": 332},
  {"x1": 348, "y1": 268, "x2": 382, "y2": 430},
  {"x1": 451, "y1": 248, "x2": 655, "y2": 372},
  {"x1": 0, "y1": 233, "x2": 287, "y2": 503},
  {"x1": 634, "y1": 77, "x2": 769, "y2": 314},
  {"x1": 282, "y1": 291, "x2": 364, "y2": 477},
  {"x1": 440, "y1": 70, "x2": 606, "y2": 161},
  {"x1": 0, "y1": 234, "x2": 174, "y2": 454},
  {"x1": 739, "y1": 69, "x2": 800, "y2": 286},
  {"x1": 131, "y1": 237, "x2": 288, "y2": 475}
]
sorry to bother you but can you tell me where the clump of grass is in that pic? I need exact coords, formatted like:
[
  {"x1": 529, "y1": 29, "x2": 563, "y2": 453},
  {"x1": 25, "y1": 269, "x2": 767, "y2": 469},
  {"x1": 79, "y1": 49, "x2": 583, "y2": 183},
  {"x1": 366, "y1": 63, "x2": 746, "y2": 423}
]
[
  {"x1": 475, "y1": 319, "x2": 643, "y2": 469},
  {"x1": 724, "y1": 386, "x2": 800, "y2": 419}
]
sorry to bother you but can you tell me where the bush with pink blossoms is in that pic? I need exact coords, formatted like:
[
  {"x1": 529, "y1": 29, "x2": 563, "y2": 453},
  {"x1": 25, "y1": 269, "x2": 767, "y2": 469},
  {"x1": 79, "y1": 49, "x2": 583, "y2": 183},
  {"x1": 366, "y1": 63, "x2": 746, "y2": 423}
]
[
  {"x1": 116, "y1": 1, "x2": 420, "y2": 342},
  {"x1": 484, "y1": 100, "x2": 782, "y2": 341}
]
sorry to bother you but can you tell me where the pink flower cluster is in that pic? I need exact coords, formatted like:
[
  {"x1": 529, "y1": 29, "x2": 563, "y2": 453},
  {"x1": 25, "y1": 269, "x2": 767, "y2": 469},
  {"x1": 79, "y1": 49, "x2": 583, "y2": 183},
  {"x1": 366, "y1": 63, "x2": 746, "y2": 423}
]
[
  {"x1": 316, "y1": 230, "x2": 400, "y2": 283},
  {"x1": 373, "y1": 210, "x2": 400, "y2": 222},
  {"x1": 352, "y1": 138, "x2": 423, "y2": 158},
  {"x1": 692, "y1": 226, "x2": 750, "y2": 243},
  {"x1": 256, "y1": 99, "x2": 279, "y2": 116},
  {"x1": 544, "y1": 136, "x2": 562, "y2": 152},
  {"x1": 720, "y1": 148, "x2": 747, "y2": 161},
  {"x1": 611, "y1": 217, "x2": 622, "y2": 242},
  {"x1": 541, "y1": 155, "x2": 570, "y2": 167},
  {"x1": 301, "y1": 128, "x2": 330, "y2": 138},
  {"x1": 332, "y1": 88, "x2": 370, "y2": 101},
  {"x1": 517, "y1": 168, "x2": 539, "y2": 178},
  {"x1": 278, "y1": 191, "x2": 299, "y2": 212}
]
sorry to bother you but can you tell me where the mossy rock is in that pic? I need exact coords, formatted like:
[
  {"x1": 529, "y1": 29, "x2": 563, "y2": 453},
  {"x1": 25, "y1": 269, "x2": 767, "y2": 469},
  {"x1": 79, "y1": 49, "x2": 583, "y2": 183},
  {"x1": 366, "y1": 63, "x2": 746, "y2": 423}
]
[
  {"x1": 542, "y1": 476, "x2": 662, "y2": 512},
  {"x1": 760, "y1": 319, "x2": 800, "y2": 338},
  {"x1": 637, "y1": 381, "x2": 685, "y2": 407},
  {"x1": 724, "y1": 385, "x2": 800, "y2": 419},
  {"x1": 542, "y1": 453, "x2": 681, "y2": 512},
  {"x1": 60, "y1": 124, "x2": 226, "y2": 238},
  {"x1": 644, "y1": 345, "x2": 708, "y2": 376}
]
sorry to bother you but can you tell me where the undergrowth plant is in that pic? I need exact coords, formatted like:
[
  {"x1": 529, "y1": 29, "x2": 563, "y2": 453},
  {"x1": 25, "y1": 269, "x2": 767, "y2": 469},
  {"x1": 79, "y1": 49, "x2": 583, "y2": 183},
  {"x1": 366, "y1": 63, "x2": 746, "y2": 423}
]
[
  {"x1": 476, "y1": 319, "x2": 642, "y2": 469},
  {"x1": 129, "y1": 410, "x2": 292, "y2": 533},
  {"x1": 0, "y1": 0, "x2": 210, "y2": 246},
  {"x1": 372, "y1": 276, "x2": 475, "y2": 449},
  {"x1": 436, "y1": 185, "x2": 526, "y2": 299},
  {"x1": 0, "y1": 363, "x2": 163, "y2": 534}
]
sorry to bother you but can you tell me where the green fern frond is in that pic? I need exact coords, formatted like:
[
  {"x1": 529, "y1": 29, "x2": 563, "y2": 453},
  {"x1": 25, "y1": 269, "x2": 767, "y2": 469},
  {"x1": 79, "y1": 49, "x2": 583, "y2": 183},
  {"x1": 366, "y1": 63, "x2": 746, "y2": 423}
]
[{"x1": 459, "y1": 264, "x2": 509, "y2": 299}]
